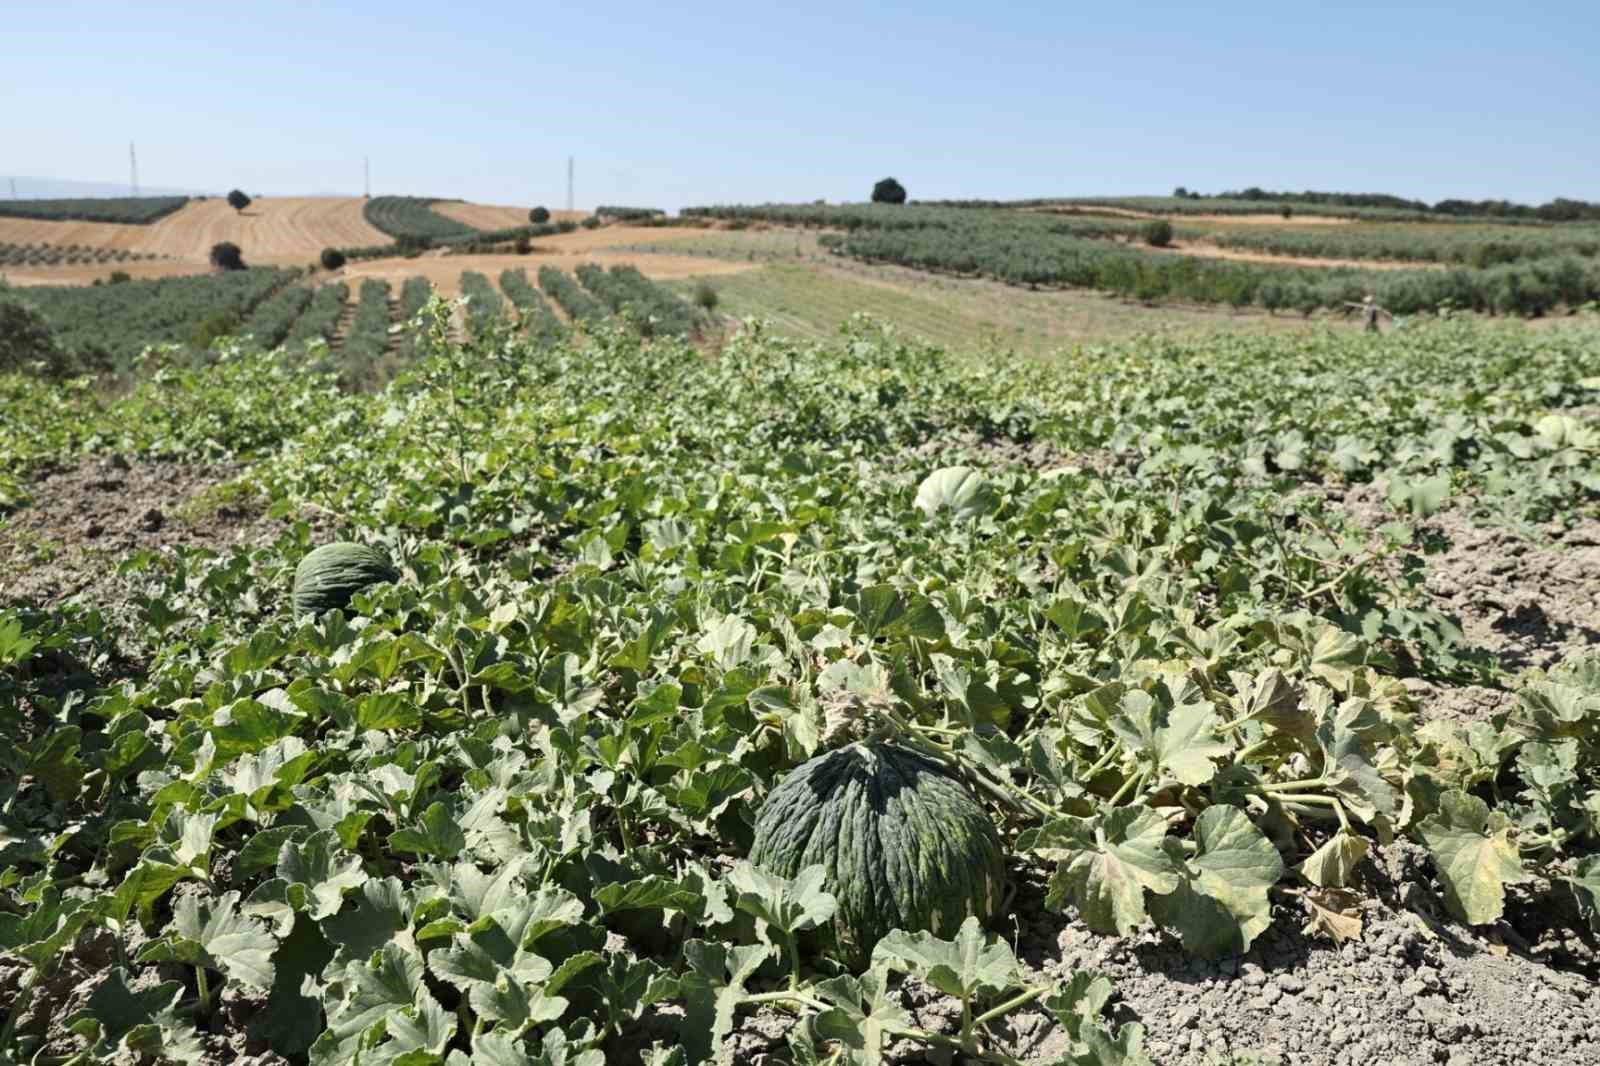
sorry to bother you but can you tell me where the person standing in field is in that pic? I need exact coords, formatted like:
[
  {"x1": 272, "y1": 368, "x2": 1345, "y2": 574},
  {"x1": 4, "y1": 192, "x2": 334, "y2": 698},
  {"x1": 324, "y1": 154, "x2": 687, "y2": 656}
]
[{"x1": 1345, "y1": 294, "x2": 1393, "y2": 332}]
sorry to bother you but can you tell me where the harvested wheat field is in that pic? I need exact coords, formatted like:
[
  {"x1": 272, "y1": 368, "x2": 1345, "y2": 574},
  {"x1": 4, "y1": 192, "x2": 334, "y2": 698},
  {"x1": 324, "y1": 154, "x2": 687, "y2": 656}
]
[
  {"x1": 1038, "y1": 205, "x2": 1355, "y2": 226},
  {"x1": 337, "y1": 250, "x2": 752, "y2": 296},
  {"x1": 1142, "y1": 239, "x2": 1440, "y2": 271},
  {"x1": 532, "y1": 224, "x2": 710, "y2": 253},
  {"x1": 0, "y1": 197, "x2": 389, "y2": 266},
  {"x1": 0, "y1": 259, "x2": 220, "y2": 287},
  {"x1": 431, "y1": 202, "x2": 588, "y2": 230}
]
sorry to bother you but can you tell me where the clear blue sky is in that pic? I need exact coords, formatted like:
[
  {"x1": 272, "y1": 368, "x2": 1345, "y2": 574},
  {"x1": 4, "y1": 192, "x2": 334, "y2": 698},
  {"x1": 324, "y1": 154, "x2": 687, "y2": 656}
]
[{"x1": 5, "y1": 0, "x2": 1596, "y2": 210}]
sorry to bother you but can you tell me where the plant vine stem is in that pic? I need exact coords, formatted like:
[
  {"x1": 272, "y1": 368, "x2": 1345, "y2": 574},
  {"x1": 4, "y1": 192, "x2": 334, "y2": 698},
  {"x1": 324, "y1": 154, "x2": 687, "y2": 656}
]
[
  {"x1": 0, "y1": 967, "x2": 38, "y2": 1052},
  {"x1": 742, "y1": 990, "x2": 829, "y2": 1012},
  {"x1": 971, "y1": 985, "x2": 1049, "y2": 1029},
  {"x1": 884, "y1": 1024, "x2": 1028, "y2": 1066},
  {"x1": 1257, "y1": 777, "x2": 1333, "y2": 794},
  {"x1": 882, "y1": 711, "x2": 1057, "y2": 820},
  {"x1": 1107, "y1": 766, "x2": 1149, "y2": 807},
  {"x1": 1275, "y1": 793, "x2": 1351, "y2": 832},
  {"x1": 1234, "y1": 738, "x2": 1275, "y2": 765},
  {"x1": 195, "y1": 965, "x2": 212, "y2": 1018},
  {"x1": 1083, "y1": 741, "x2": 1122, "y2": 780}
]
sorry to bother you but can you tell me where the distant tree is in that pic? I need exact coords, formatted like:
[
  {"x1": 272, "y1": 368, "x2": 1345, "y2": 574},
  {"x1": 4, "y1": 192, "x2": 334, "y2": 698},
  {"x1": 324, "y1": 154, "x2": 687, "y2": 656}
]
[
  {"x1": 1142, "y1": 219, "x2": 1174, "y2": 247},
  {"x1": 529, "y1": 206, "x2": 551, "y2": 224},
  {"x1": 226, "y1": 189, "x2": 252, "y2": 213},
  {"x1": 0, "y1": 292, "x2": 62, "y2": 375},
  {"x1": 872, "y1": 177, "x2": 908, "y2": 205},
  {"x1": 1280, "y1": 205, "x2": 1294, "y2": 219},
  {"x1": 210, "y1": 241, "x2": 245, "y2": 271},
  {"x1": 693, "y1": 281, "x2": 719, "y2": 312},
  {"x1": 320, "y1": 247, "x2": 347, "y2": 270},
  {"x1": 1173, "y1": 186, "x2": 1189, "y2": 199}
]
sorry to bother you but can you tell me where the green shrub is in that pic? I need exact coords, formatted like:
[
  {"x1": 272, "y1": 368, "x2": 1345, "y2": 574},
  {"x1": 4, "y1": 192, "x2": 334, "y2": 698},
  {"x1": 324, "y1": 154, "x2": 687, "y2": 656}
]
[
  {"x1": 210, "y1": 242, "x2": 245, "y2": 271},
  {"x1": 529, "y1": 206, "x2": 551, "y2": 224},
  {"x1": 693, "y1": 281, "x2": 719, "y2": 312},
  {"x1": 108, "y1": 271, "x2": 131, "y2": 284},
  {"x1": 320, "y1": 248, "x2": 347, "y2": 270},
  {"x1": 581, "y1": 216, "x2": 601, "y2": 230},
  {"x1": 226, "y1": 189, "x2": 251, "y2": 213},
  {"x1": 872, "y1": 177, "x2": 907, "y2": 204},
  {"x1": 190, "y1": 308, "x2": 242, "y2": 349},
  {"x1": 1142, "y1": 220, "x2": 1174, "y2": 248}
]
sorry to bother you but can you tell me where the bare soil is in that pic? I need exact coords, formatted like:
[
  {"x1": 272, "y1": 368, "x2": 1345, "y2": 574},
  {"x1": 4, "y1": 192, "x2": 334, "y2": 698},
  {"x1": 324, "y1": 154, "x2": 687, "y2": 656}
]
[{"x1": 0, "y1": 457, "x2": 286, "y2": 610}]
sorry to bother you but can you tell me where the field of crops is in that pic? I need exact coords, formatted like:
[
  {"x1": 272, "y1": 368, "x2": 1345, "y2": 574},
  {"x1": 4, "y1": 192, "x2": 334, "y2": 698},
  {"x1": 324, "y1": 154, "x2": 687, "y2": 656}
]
[
  {"x1": 0, "y1": 242, "x2": 160, "y2": 267},
  {"x1": 685, "y1": 203, "x2": 1600, "y2": 316},
  {"x1": 1202, "y1": 222, "x2": 1600, "y2": 267},
  {"x1": 3, "y1": 306, "x2": 1598, "y2": 1064},
  {"x1": 0, "y1": 196, "x2": 190, "y2": 224},
  {"x1": 16, "y1": 268, "x2": 294, "y2": 365},
  {"x1": 363, "y1": 197, "x2": 480, "y2": 243}
]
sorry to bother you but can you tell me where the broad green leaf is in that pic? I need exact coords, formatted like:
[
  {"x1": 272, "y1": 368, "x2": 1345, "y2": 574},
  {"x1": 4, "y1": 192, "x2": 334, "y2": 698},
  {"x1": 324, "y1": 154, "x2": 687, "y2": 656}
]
[
  {"x1": 1148, "y1": 805, "x2": 1282, "y2": 957},
  {"x1": 1044, "y1": 970, "x2": 1115, "y2": 1040},
  {"x1": 1039, "y1": 808, "x2": 1179, "y2": 935},
  {"x1": 806, "y1": 965, "x2": 913, "y2": 1066},
  {"x1": 1568, "y1": 856, "x2": 1600, "y2": 934},
  {"x1": 871, "y1": 915, "x2": 1019, "y2": 1000},
  {"x1": 1386, "y1": 472, "x2": 1451, "y2": 518},
  {"x1": 321, "y1": 877, "x2": 416, "y2": 967},
  {"x1": 1414, "y1": 790, "x2": 1528, "y2": 925},
  {"x1": 249, "y1": 912, "x2": 335, "y2": 1057},
  {"x1": 65, "y1": 967, "x2": 183, "y2": 1044},
  {"x1": 312, "y1": 942, "x2": 425, "y2": 1066},
  {"x1": 277, "y1": 829, "x2": 368, "y2": 920},
  {"x1": 140, "y1": 890, "x2": 275, "y2": 992},
  {"x1": 389, "y1": 801, "x2": 467, "y2": 859},
  {"x1": 679, "y1": 940, "x2": 770, "y2": 1064},
  {"x1": 1071, "y1": 1022, "x2": 1155, "y2": 1066},
  {"x1": 1296, "y1": 830, "x2": 1369, "y2": 889},
  {"x1": 1107, "y1": 691, "x2": 1228, "y2": 788},
  {"x1": 726, "y1": 861, "x2": 837, "y2": 942}
]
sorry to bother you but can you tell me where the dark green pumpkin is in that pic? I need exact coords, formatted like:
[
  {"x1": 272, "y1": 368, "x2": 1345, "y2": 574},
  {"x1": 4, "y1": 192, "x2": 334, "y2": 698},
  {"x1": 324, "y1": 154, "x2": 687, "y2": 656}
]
[
  {"x1": 749, "y1": 742, "x2": 1005, "y2": 966},
  {"x1": 292, "y1": 542, "x2": 398, "y2": 618}
]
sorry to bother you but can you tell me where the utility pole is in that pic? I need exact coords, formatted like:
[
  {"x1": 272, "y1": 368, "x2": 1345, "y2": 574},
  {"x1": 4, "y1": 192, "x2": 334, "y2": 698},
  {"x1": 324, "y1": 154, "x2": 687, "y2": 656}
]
[
  {"x1": 130, "y1": 141, "x2": 139, "y2": 196},
  {"x1": 567, "y1": 156, "x2": 574, "y2": 214},
  {"x1": 364, "y1": 156, "x2": 371, "y2": 198},
  {"x1": 8, "y1": 179, "x2": 16, "y2": 200}
]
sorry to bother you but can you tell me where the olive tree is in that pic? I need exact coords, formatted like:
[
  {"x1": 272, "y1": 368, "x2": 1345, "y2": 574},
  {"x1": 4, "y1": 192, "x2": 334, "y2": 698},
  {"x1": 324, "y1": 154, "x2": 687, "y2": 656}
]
[
  {"x1": 871, "y1": 177, "x2": 907, "y2": 205},
  {"x1": 227, "y1": 189, "x2": 251, "y2": 213}
]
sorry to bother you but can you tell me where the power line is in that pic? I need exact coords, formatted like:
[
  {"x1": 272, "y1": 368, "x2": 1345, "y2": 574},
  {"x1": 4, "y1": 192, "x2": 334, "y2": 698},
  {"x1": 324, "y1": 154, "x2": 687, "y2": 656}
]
[{"x1": 567, "y1": 156, "x2": 574, "y2": 214}]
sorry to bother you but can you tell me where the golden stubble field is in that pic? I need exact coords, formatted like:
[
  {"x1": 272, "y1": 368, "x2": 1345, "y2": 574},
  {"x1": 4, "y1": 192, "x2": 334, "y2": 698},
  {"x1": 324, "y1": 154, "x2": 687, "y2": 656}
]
[{"x1": 0, "y1": 197, "x2": 389, "y2": 269}]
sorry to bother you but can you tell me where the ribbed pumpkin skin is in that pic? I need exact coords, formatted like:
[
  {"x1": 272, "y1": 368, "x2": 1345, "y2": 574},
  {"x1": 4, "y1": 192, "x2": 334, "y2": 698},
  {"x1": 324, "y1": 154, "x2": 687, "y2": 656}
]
[
  {"x1": 749, "y1": 742, "x2": 1005, "y2": 966},
  {"x1": 292, "y1": 543, "x2": 398, "y2": 618}
]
